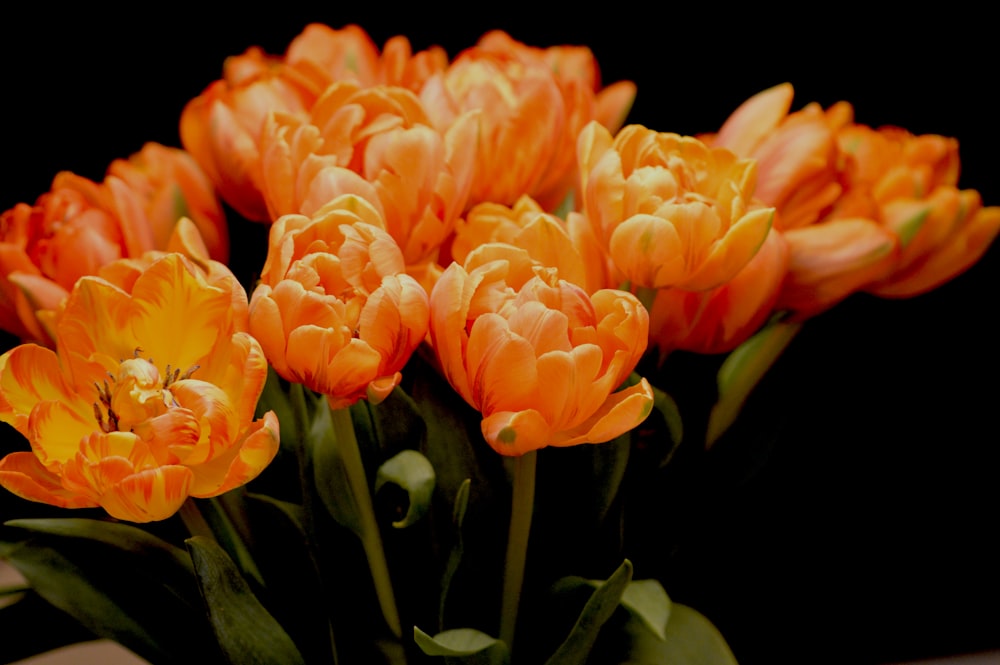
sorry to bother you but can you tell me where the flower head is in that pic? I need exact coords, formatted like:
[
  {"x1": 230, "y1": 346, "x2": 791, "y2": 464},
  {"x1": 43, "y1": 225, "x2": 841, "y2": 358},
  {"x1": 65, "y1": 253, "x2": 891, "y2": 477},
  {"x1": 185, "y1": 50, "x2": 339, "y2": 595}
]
[
  {"x1": 429, "y1": 243, "x2": 652, "y2": 456},
  {"x1": 248, "y1": 195, "x2": 429, "y2": 409},
  {"x1": 180, "y1": 46, "x2": 319, "y2": 221},
  {"x1": 578, "y1": 122, "x2": 774, "y2": 292},
  {"x1": 259, "y1": 81, "x2": 477, "y2": 267},
  {"x1": 0, "y1": 146, "x2": 227, "y2": 345},
  {"x1": 0, "y1": 253, "x2": 279, "y2": 522}
]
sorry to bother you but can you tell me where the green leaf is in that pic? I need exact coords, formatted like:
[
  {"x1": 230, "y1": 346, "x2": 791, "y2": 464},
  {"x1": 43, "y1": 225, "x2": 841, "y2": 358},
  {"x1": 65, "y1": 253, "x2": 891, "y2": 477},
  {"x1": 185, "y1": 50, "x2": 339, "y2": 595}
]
[
  {"x1": 414, "y1": 626, "x2": 509, "y2": 664},
  {"x1": 619, "y1": 579, "x2": 670, "y2": 641},
  {"x1": 545, "y1": 559, "x2": 633, "y2": 665},
  {"x1": 365, "y1": 386, "x2": 429, "y2": 455},
  {"x1": 186, "y1": 536, "x2": 305, "y2": 665},
  {"x1": 706, "y1": 318, "x2": 801, "y2": 448},
  {"x1": 651, "y1": 383, "x2": 683, "y2": 453},
  {"x1": 439, "y1": 479, "x2": 472, "y2": 628},
  {"x1": 307, "y1": 399, "x2": 363, "y2": 535},
  {"x1": 0, "y1": 518, "x2": 216, "y2": 665},
  {"x1": 612, "y1": 602, "x2": 739, "y2": 665},
  {"x1": 242, "y1": 493, "x2": 336, "y2": 665},
  {"x1": 257, "y1": 366, "x2": 300, "y2": 450},
  {"x1": 375, "y1": 449, "x2": 436, "y2": 528}
]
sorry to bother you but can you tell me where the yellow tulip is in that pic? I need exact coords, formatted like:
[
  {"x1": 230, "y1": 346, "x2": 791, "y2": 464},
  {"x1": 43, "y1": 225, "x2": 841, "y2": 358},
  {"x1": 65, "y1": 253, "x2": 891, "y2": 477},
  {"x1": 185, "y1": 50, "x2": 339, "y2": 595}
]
[{"x1": 0, "y1": 253, "x2": 278, "y2": 522}]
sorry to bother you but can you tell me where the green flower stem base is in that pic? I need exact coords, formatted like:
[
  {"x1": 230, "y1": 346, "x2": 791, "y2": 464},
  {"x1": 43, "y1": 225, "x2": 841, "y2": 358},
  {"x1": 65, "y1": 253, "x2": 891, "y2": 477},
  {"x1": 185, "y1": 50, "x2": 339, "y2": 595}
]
[
  {"x1": 329, "y1": 403, "x2": 403, "y2": 639},
  {"x1": 499, "y1": 449, "x2": 537, "y2": 652}
]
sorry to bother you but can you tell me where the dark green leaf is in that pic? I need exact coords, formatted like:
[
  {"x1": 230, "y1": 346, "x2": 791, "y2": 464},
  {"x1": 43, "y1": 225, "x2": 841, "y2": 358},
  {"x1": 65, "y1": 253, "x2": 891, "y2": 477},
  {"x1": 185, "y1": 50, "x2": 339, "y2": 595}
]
[
  {"x1": 375, "y1": 449, "x2": 436, "y2": 528},
  {"x1": 0, "y1": 518, "x2": 215, "y2": 665},
  {"x1": 706, "y1": 318, "x2": 801, "y2": 448},
  {"x1": 439, "y1": 479, "x2": 471, "y2": 628},
  {"x1": 186, "y1": 536, "x2": 305, "y2": 665},
  {"x1": 545, "y1": 559, "x2": 633, "y2": 665}
]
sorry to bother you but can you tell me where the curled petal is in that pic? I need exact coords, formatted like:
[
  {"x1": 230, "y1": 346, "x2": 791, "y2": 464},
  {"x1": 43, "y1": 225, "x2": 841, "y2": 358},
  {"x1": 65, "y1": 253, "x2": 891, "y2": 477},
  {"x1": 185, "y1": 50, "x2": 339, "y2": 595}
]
[{"x1": 0, "y1": 452, "x2": 98, "y2": 509}]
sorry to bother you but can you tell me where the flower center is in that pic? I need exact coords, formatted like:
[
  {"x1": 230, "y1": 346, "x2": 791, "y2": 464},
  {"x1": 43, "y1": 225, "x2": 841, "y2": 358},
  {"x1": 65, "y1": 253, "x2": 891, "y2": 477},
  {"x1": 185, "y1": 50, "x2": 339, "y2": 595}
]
[{"x1": 92, "y1": 348, "x2": 199, "y2": 432}]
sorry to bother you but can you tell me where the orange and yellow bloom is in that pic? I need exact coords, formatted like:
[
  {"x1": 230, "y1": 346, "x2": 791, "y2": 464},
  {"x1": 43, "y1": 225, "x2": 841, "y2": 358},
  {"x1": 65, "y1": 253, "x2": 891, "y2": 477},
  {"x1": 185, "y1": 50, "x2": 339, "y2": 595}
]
[
  {"x1": 429, "y1": 243, "x2": 653, "y2": 456},
  {"x1": 248, "y1": 195, "x2": 430, "y2": 409},
  {"x1": 0, "y1": 253, "x2": 278, "y2": 522},
  {"x1": 0, "y1": 144, "x2": 227, "y2": 345}
]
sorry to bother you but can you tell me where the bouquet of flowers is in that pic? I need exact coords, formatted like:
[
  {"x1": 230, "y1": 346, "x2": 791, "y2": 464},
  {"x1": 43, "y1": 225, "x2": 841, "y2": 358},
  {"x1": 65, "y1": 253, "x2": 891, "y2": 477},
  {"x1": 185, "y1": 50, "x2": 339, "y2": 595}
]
[{"x1": 1, "y1": 19, "x2": 997, "y2": 665}]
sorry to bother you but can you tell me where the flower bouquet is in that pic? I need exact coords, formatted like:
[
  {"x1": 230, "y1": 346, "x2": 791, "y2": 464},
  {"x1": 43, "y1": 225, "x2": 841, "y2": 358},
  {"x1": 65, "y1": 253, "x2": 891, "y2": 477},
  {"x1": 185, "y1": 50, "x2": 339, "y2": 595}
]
[{"x1": 1, "y1": 16, "x2": 997, "y2": 665}]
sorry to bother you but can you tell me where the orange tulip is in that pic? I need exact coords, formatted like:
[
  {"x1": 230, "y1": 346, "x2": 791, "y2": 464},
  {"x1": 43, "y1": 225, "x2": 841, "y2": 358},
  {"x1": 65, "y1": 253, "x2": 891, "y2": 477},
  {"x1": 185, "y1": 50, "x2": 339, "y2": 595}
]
[
  {"x1": 429, "y1": 243, "x2": 653, "y2": 456},
  {"x1": 473, "y1": 31, "x2": 637, "y2": 210},
  {"x1": 380, "y1": 35, "x2": 449, "y2": 92},
  {"x1": 285, "y1": 23, "x2": 447, "y2": 93},
  {"x1": 650, "y1": 227, "x2": 789, "y2": 357},
  {"x1": 284, "y1": 23, "x2": 382, "y2": 90},
  {"x1": 418, "y1": 39, "x2": 568, "y2": 210},
  {"x1": 105, "y1": 142, "x2": 228, "y2": 263},
  {"x1": 259, "y1": 81, "x2": 477, "y2": 267},
  {"x1": 180, "y1": 46, "x2": 319, "y2": 222},
  {"x1": 708, "y1": 83, "x2": 848, "y2": 231},
  {"x1": 0, "y1": 145, "x2": 227, "y2": 345},
  {"x1": 449, "y1": 195, "x2": 605, "y2": 295},
  {"x1": 833, "y1": 125, "x2": 1000, "y2": 298},
  {"x1": 0, "y1": 253, "x2": 279, "y2": 522},
  {"x1": 248, "y1": 195, "x2": 429, "y2": 409},
  {"x1": 578, "y1": 121, "x2": 774, "y2": 292}
]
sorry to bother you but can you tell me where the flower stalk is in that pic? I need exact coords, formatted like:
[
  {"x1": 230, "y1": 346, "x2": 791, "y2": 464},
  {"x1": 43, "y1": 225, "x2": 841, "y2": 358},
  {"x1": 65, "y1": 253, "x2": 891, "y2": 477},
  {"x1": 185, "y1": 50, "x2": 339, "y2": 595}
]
[
  {"x1": 499, "y1": 449, "x2": 537, "y2": 652},
  {"x1": 328, "y1": 403, "x2": 403, "y2": 639}
]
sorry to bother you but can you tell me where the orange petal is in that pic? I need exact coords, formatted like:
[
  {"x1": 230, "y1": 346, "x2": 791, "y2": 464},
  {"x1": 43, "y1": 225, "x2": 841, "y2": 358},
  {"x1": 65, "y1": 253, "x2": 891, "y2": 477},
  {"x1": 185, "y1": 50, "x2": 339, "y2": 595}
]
[
  {"x1": 188, "y1": 410, "x2": 280, "y2": 497},
  {"x1": 0, "y1": 451, "x2": 98, "y2": 509}
]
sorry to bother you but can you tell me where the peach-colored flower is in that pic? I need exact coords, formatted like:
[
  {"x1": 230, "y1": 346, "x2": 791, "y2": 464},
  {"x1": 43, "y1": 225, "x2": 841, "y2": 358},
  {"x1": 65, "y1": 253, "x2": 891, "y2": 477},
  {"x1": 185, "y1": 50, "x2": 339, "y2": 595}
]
[
  {"x1": 0, "y1": 146, "x2": 227, "y2": 345},
  {"x1": 248, "y1": 195, "x2": 429, "y2": 409},
  {"x1": 578, "y1": 121, "x2": 774, "y2": 292},
  {"x1": 708, "y1": 83, "x2": 848, "y2": 231},
  {"x1": 449, "y1": 195, "x2": 604, "y2": 295},
  {"x1": 834, "y1": 125, "x2": 1000, "y2": 298},
  {"x1": 180, "y1": 46, "x2": 320, "y2": 222},
  {"x1": 472, "y1": 31, "x2": 637, "y2": 210},
  {"x1": 285, "y1": 23, "x2": 447, "y2": 93},
  {"x1": 710, "y1": 84, "x2": 1000, "y2": 314},
  {"x1": 284, "y1": 23, "x2": 382, "y2": 90},
  {"x1": 0, "y1": 253, "x2": 279, "y2": 522},
  {"x1": 259, "y1": 81, "x2": 477, "y2": 268},
  {"x1": 418, "y1": 40, "x2": 569, "y2": 210},
  {"x1": 649, "y1": 227, "x2": 789, "y2": 357},
  {"x1": 105, "y1": 142, "x2": 228, "y2": 263},
  {"x1": 429, "y1": 243, "x2": 653, "y2": 456},
  {"x1": 380, "y1": 35, "x2": 449, "y2": 92}
]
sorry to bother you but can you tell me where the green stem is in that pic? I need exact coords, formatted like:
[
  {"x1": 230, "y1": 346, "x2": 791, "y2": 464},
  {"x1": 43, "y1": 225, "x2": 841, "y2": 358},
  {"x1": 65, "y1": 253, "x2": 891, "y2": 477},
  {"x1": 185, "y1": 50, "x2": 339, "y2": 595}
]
[
  {"x1": 291, "y1": 383, "x2": 341, "y2": 665},
  {"x1": 328, "y1": 404, "x2": 402, "y2": 639},
  {"x1": 499, "y1": 450, "x2": 537, "y2": 652},
  {"x1": 178, "y1": 497, "x2": 213, "y2": 539}
]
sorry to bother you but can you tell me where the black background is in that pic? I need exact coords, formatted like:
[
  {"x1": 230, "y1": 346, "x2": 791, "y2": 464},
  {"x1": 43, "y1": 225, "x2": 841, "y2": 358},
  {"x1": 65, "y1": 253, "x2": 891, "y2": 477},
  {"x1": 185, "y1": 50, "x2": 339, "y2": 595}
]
[{"x1": 2, "y1": 5, "x2": 997, "y2": 664}]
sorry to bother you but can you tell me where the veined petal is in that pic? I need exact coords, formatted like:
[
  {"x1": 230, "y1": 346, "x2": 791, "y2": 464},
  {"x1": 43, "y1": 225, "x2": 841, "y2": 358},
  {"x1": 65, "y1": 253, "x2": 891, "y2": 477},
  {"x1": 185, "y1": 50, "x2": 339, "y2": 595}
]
[
  {"x1": 0, "y1": 451, "x2": 98, "y2": 509},
  {"x1": 188, "y1": 410, "x2": 279, "y2": 498},
  {"x1": 0, "y1": 344, "x2": 80, "y2": 437},
  {"x1": 101, "y1": 465, "x2": 194, "y2": 523},
  {"x1": 130, "y1": 254, "x2": 234, "y2": 372}
]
